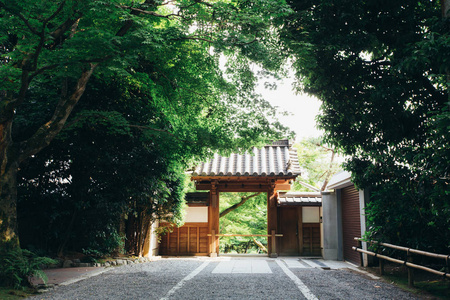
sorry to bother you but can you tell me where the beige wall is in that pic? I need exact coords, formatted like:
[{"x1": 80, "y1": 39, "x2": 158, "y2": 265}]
[
  {"x1": 302, "y1": 206, "x2": 320, "y2": 223},
  {"x1": 184, "y1": 207, "x2": 208, "y2": 223}
]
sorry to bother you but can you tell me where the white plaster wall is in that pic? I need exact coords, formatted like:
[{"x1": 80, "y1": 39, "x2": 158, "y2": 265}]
[
  {"x1": 302, "y1": 207, "x2": 320, "y2": 223},
  {"x1": 184, "y1": 207, "x2": 208, "y2": 223}
]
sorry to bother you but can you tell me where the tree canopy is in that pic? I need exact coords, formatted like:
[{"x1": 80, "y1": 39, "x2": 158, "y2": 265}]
[
  {"x1": 219, "y1": 192, "x2": 267, "y2": 254},
  {"x1": 283, "y1": 0, "x2": 449, "y2": 251},
  {"x1": 0, "y1": 0, "x2": 293, "y2": 251},
  {"x1": 292, "y1": 138, "x2": 341, "y2": 192}
]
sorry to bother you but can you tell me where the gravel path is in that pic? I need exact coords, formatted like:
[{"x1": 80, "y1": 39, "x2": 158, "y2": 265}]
[{"x1": 30, "y1": 258, "x2": 421, "y2": 300}]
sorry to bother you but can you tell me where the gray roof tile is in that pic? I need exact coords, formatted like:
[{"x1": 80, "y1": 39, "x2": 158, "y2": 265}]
[
  {"x1": 192, "y1": 140, "x2": 301, "y2": 177},
  {"x1": 277, "y1": 192, "x2": 322, "y2": 206}
]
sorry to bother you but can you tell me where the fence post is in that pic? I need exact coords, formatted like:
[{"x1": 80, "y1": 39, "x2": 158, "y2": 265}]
[
  {"x1": 270, "y1": 230, "x2": 277, "y2": 258},
  {"x1": 379, "y1": 258, "x2": 384, "y2": 275},
  {"x1": 407, "y1": 249, "x2": 414, "y2": 287},
  {"x1": 446, "y1": 256, "x2": 449, "y2": 274},
  {"x1": 357, "y1": 239, "x2": 364, "y2": 267}
]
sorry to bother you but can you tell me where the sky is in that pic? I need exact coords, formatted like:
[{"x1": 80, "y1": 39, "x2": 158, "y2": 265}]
[{"x1": 255, "y1": 75, "x2": 324, "y2": 142}]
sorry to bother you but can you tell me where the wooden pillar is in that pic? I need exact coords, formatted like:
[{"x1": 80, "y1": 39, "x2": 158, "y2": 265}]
[
  {"x1": 298, "y1": 207, "x2": 303, "y2": 255},
  {"x1": 267, "y1": 181, "x2": 278, "y2": 257},
  {"x1": 208, "y1": 181, "x2": 220, "y2": 257}
]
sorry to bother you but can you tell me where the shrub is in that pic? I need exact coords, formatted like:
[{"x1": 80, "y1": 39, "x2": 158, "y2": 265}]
[{"x1": 0, "y1": 248, "x2": 57, "y2": 289}]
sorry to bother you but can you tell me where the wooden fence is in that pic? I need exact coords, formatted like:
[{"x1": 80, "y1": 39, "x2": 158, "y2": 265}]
[
  {"x1": 353, "y1": 237, "x2": 450, "y2": 287},
  {"x1": 207, "y1": 230, "x2": 283, "y2": 258}
]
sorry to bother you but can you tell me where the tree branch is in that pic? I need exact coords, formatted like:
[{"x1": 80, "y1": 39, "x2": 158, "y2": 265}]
[
  {"x1": 321, "y1": 149, "x2": 335, "y2": 191},
  {"x1": 118, "y1": 5, "x2": 179, "y2": 18},
  {"x1": 193, "y1": 0, "x2": 214, "y2": 8},
  {"x1": 176, "y1": 36, "x2": 214, "y2": 43},
  {"x1": 29, "y1": 64, "x2": 60, "y2": 82},
  {"x1": 0, "y1": 2, "x2": 40, "y2": 37},
  {"x1": 128, "y1": 124, "x2": 176, "y2": 137},
  {"x1": 219, "y1": 192, "x2": 261, "y2": 218},
  {"x1": 43, "y1": 1, "x2": 66, "y2": 25},
  {"x1": 18, "y1": 64, "x2": 98, "y2": 162}
]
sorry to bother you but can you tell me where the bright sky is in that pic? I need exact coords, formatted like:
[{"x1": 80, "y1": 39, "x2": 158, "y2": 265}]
[{"x1": 255, "y1": 76, "x2": 324, "y2": 141}]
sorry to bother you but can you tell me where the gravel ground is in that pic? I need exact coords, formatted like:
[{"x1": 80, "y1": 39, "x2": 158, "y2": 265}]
[{"x1": 29, "y1": 258, "x2": 421, "y2": 300}]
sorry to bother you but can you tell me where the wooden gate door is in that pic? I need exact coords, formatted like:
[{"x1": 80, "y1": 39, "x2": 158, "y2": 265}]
[
  {"x1": 278, "y1": 207, "x2": 322, "y2": 256},
  {"x1": 278, "y1": 207, "x2": 300, "y2": 255},
  {"x1": 302, "y1": 223, "x2": 321, "y2": 256}
]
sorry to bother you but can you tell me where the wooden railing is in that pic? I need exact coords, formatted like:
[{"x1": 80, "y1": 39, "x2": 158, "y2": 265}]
[
  {"x1": 207, "y1": 230, "x2": 283, "y2": 258},
  {"x1": 353, "y1": 237, "x2": 450, "y2": 287}
]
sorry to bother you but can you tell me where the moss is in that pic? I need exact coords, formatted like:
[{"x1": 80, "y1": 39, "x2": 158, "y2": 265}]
[{"x1": 0, "y1": 287, "x2": 35, "y2": 299}]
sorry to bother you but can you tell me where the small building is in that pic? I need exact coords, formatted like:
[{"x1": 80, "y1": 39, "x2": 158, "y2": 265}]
[
  {"x1": 321, "y1": 171, "x2": 370, "y2": 266},
  {"x1": 277, "y1": 192, "x2": 322, "y2": 256},
  {"x1": 158, "y1": 140, "x2": 303, "y2": 257}
]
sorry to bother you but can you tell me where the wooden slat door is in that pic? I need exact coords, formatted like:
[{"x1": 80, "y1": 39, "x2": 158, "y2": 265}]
[
  {"x1": 302, "y1": 223, "x2": 321, "y2": 256},
  {"x1": 341, "y1": 185, "x2": 361, "y2": 265}
]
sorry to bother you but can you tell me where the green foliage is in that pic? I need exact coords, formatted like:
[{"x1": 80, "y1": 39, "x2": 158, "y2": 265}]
[
  {"x1": 82, "y1": 228, "x2": 125, "y2": 258},
  {"x1": 16, "y1": 74, "x2": 188, "y2": 256},
  {"x1": 292, "y1": 138, "x2": 341, "y2": 191},
  {"x1": 219, "y1": 193, "x2": 267, "y2": 253},
  {"x1": 0, "y1": 248, "x2": 57, "y2": 289},
  {"x1": 154, "y1": 224, "x2": 175, "y2": 243},
  {"x1": 1, "y1": 0, "x2": 294, "y2": 254},
  {"x1": 283, "y1": 0, "x2": 449, "y2": 252}
]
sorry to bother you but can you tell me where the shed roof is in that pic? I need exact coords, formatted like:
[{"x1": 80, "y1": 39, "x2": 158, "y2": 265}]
[
  {"x1": 277, "y1": 192, "x2": 322, "y2": 207},
  {"x1": 192, "y1": 140, "x2": 301, "y2": 178},
  {"x1": 327, "y1": 171, "x2": 353, "y2": 190}
]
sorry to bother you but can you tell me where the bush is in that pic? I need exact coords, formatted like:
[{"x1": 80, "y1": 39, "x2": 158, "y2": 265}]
[{"x1": 0, "y1": 248, "x2": 57, "y2": 289}]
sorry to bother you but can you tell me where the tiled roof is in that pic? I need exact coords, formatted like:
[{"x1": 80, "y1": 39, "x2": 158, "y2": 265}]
[
  {"x1": 192, "y1": 140, "x2": 300, "y2": 177},
  {"x1": 277, "y1": 192, "x2": 322, "y2": 206}
]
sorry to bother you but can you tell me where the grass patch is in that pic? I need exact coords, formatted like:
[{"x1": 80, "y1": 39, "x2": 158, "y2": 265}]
[
  {"x1": 415, "y1": 280, "x2": 450, "y2": 299},
  {"x1": 366, "y1": 263, "x2": 450, "y2": 299},
  {"x1": 0, "y1": 287, "x2": 35, "y2": 299}
]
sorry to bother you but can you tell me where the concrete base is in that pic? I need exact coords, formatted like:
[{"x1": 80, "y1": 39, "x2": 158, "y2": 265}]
[
  {"x1": 269, "y1": 253, "x2": 278, "y2": 258},
  {"x1": 323, "y1": 249, "x2": 339, "y2": 261},
  {"x1": 209, "y1": 253, "x2": 218, "y2": 258}
]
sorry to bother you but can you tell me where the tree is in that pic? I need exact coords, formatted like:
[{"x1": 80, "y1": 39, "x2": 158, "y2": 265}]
[
  {"x1": 292, "y1": 137, "x2": 341, "y2": 192},
  {"x1": 283, "y1": 1, "x2": 449, "y2": 251},
  {"x1": 0, "y1": 0, "x2": 292, "y2": 250},
  {"x1": 16, "y1": 73, "x2": 188, "y2": 257},
  {"x1": 219, "y1": 192, "x2": 267, "y2": 253}
]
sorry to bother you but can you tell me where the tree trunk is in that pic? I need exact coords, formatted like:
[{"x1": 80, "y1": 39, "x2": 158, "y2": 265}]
[
  {"x1": 252, "y1": 237, "x2": 267, "y2": 253},
  {"x1": 0, "y1": 165, "x2": 20, "y2": 249},
  {"x1": 444, "y1": 0, "x2": 450, "y2": 102},
  {"x1": 125, "y1": 214, "x2": 138, "y2": 255},
  {"x1": 0, "y1": 114, "x2": 20, "y2": 250},
  {"x1": 57, "y1": 210, "x2": 78, "y2": 257},
  {"x1": 321, "y1": 149, "x2": 335, "y2": 191},
  {"x1": 0, "y1": 65, "x2": 97, "y2": 251}
]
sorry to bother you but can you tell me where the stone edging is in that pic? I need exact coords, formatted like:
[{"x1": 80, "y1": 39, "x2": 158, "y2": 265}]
[{"x1": 56, "y1": 256, "x2": 161, "y2": 268}]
